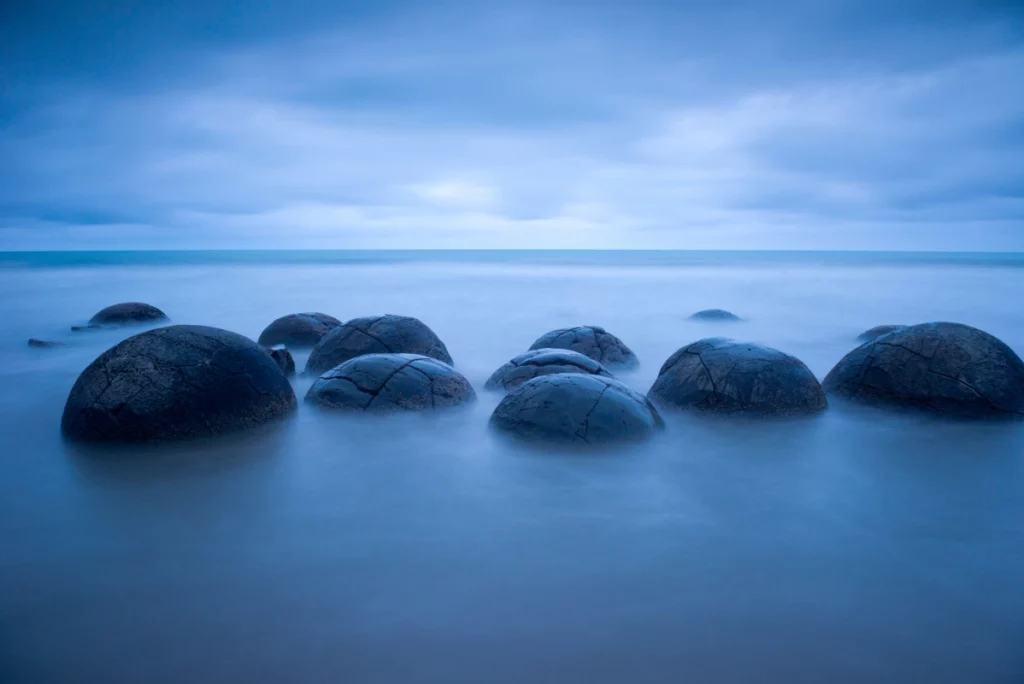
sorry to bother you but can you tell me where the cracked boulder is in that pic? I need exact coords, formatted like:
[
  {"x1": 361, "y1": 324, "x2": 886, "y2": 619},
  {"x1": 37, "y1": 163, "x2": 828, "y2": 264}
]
[
  {"x1": 528, "y1": 326, "x2": 639, "y2": 370},
  {"x1": 305, "y1": 314, "x2": 453, "y2": 375},
  {"x1": 490, "y1": 374, "x2": 664, "y2": 446},
  {"x1": 689, "y1": 309, "x2": 743, "y2": 322},
  {"x1": 857, "y1": 324, "x2": 906, "y2": 343},
  {"x1": 88, "y1": 302, "x2": 169, "y2": 326},
  {"x1": 485, "y1": 348, "x2": 613, "y2": 392},
  {"x1": 305, "y1": 353, "x2": 475, "y2": 412},
  {"x1": 648, "y1": 338, "x2": 826, "y2": 416},
  {"x1": 258, "y1": 312, "x2": 341, "y2": 348},
  {"x1": 61, "y1": 325, "x2": 297, "y2": 443},
  {"x1": 823, "y1": 322, "x2": 1024, "y2": 419},
  {"x1": 265, "y1": 345, "x2": 296, "y2": 377}
]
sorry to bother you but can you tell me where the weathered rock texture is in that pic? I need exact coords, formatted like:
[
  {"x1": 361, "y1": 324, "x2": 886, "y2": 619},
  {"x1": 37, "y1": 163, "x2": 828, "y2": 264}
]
[
  {"x1": 528, "y1": 326, "x2": 638, "y2": 370},
  {"x1": 689, "y1": 309, "x2": 743, "y2": 322},
  {"x1": 857, "y1": 325, "x2": 906, "y2": 343},
  {"x1": 89, "y1": 302, "x2": 168, "y2": 325},
  {"x1": 485, "y1": 348, "x2": 612, "y2": 392},
  {"x1": 258, "y1": 312, "x2": 341, "y2": 348},
  {"x1": 265, "y1": 346, "x2": 296, "y2": 377},
  {"x1": 305, "y1": 315, "x2": 453, "y2": 375}
]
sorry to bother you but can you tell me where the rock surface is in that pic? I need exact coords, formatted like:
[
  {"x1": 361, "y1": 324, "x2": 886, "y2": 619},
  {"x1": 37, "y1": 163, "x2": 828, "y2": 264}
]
[
  {"x1": 28, "y1": 338, "x2": 63, "y2": 348},
  {"x1": 823, "y1": 322, "x2": 1024, "y2": 418},
  {"x1": 71, "y1": 324, "x2": 105, "y2": 333},
  {"x1": 648, "y1": 338, "x2": 827, "y2": 416},
  {"x1": 305, "y1": 353, "x2": 475, "y2": 412},
  {"x1": 61, "y1": 325, "x2": 297, "y2": 443},
  {"x1": 265, "y1": 345, "x2": 296, "y2": 377},
  {"x1": 689, "y1": 309, "x2": 743, "y2": 321},
  {"x1": 305, "y1": 314, "x2": 453, "y2": 375},
  {"x1": 258, "y1": 312, "x2": 341, "y2": 348},
  {"x1": 485, "y1": 348, "x2": 612, "y2": 391},
  {"x1": 490, "y1": 374, "x2": 663, "y2": 445},
  {"x1": 528, "y1": 326, "x2": 638, "y2": 370},
  {"x1": 857, "y1": 324, "x2": 906, "y2": 342},
  {"x1": 89, "y1": 302, "x2": 168, "y2": 325}
]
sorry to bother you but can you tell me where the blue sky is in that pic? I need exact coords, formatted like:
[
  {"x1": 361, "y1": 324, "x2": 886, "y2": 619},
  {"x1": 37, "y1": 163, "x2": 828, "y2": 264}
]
[{"x1": 1, "y1": 0, "x2": 1022, "y2": 250}]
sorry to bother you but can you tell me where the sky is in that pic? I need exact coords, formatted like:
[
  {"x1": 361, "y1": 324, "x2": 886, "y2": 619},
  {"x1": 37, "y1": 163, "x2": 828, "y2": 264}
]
[{"x1": 0, "y1": 0, "x2": 1022, "y2": 250}]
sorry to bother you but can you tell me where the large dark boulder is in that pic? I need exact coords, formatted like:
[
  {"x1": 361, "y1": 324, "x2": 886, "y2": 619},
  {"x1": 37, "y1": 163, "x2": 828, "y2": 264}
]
[
  {"x1": 258, "y1": 312, "x2": 341, "y2": 348},
  {"x1": 857, "y1": 324, "x2": 906, "y2": 342},
  {"x1": 490, "y1": 374, "x2": 664, "y2": 446},
  {"x1": 485, "y1": 348, "x2": 612, "y2": 392},
  {"x1": 305, "y1": 353, "x2": 475, "y2": 412},
  {"x1": 528, "y1": 326, "x2": 638, "y2": 370},
  {"x1": 61, "y1": 325, "x2": 297, "y2": 443},
  {"x1": 88, "y1": 302, "x2": 168, "y2": 325},
  {"x1": 689, "y1": 309, "x2": 742, "y2": 322},
  {"x1": 648, "y1": 338, "x2": 826, "y2": 416},
  {"x1": 305, "y1": 314, "x2": 453, "y2": 376},
  {"x1": 823, "y1": 322, "x2": 1024, "y2": 419}
]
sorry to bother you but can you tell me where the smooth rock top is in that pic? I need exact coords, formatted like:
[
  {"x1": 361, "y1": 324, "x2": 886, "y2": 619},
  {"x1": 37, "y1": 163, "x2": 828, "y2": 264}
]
[
  {"x1": 689, "y1": 309, "x2": 743, "y2": 322},
  {"x1": 528, "y1": 326, "x2": 638, "y2": 370},
  {"x1": 257, "y1": 312, "x2": 341, "y2": 348},
  {"x1": 305, "y1": 353, "x2": 475, "y2": 412},
  {"x1": 305, "y1": 314, "x2": 453, "y2": 376},
  {"x1": 648, "y1": 338, "x2": 827, "y2": 416},
  {"x1": 485, "y1": 348, "x2": 613, "y2": 392},
  {"x1": 823, "y1": 322, "x2": 1024, "y2": 419},
  {"x1": 62, "y1": 325, "x2": 297, "y2": 443},
  {"x1": 490, "y1": 374, "x2": 664, "y2": 446},
  {"x1": 857, "y1": 324, "x2": 906, "y2": 342},
  {"x1": 89, "y1": 302, "x2": 168, "y2": 326}
]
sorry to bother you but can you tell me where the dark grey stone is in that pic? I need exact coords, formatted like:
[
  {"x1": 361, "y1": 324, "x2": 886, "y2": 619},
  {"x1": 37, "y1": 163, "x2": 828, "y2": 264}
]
[
  {"x1": 89, "y1": 302, "x2": 168, "y2": 325},
  {"x1": 485, "y1": 348, "x2": 612, "y2": 392},
  {"x1": 28, "y1": 338, "x2": 63, "y2": 348},
  {"x1": 305, "y1": 315, "x2": 453, "y2": 376},
  {"x1": 648, "y1": 338, "x2": 827, "y2": 416},
  {"x1": 823, "y1": 322, "x2": 1024, "y2": 419},
  {"x1": 528, "y1": 326, "x2": 638, "y2": 370},
  {"x1": 305, "y1": 353, "x2": 475, "y2": 413},
  {"x1": 490, "y1": 374, "x2": 664, "y2": 446},
  {"x1": 857, "y1": 324, "x2": 906, "y2": 342},
  {"x1": 689, "y1": 309, "x2": 743, "y2": 321},
  {"x1": 258, "y1": 312, "x2": 341, "y2": 348},
  {"x1": 265, "y1": 345, "x2": 296, "y2": 377},
  {"x1": 61, "y1": 325, "x2": 297, "y2": 443},
  {"x1": 71, "y1": 324, "x2": 106, "y2": 333}
]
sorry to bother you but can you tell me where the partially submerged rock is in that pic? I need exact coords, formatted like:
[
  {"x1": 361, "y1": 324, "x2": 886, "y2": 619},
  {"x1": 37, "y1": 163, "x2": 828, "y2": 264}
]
[
  {"x1": 61, "y1": 325, "x2": 297, "y2": 443},
  {"x1": 689, "y1": 309, "x2": 743, "y2": 322},
  {"x1": 305, "y1": 314, "x2": 453, "y2": 376},
  {"x1": 71, "y1": 324, "x2": 105, "y2": 333},
  {"x1": 305, "y1": 353, "x2": 475, "y2": 412},
  {"x1": 258, "y1": 312, "x2": 341, "y2": 348},
  {"x1": 265, "y1": 345, "x2": 295, "y2": 377},
  {"x1": 528, "y1": 326, "x2": 638, "y2": 370},
  {"x1": 89, "y1": 302, "x2": 168, "y2": 326},
  {"x1": 648, "y1": 338, "x2": 826, "y2": 416},
  {"x1": 490, "y1": 374, "x2": 664, "y2": 446},
  {"x1": 485, "y1": 348, "x2": 612, "y2": 392},
  {"x1": 28, "y1": 338, "x2": 63, "y2": 348},
  {"x1": 823, "y1": 322, "x2": 1024, "y2": 419},
  {"x1": 857, "y1": 324, "x2": 906, "y2": 343}
]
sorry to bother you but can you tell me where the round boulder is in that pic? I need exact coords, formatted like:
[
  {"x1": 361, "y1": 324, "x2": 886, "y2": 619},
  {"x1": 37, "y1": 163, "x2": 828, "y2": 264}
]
[
  {"x1": 528, "y1": 326, "x2": 638, "y2": 370},
  {"x1": 258, "y1": 312, "x2": 341, "y2": 348},
  {"x1": 648, "y1": 338, "x2": 826, "y2": 416},
  {"x1": 265, "y1": 345, "x2": 296, "y2": 377},
  {"x1": 490, "y1": 374, "x2": 664, "y2": 446},
  {"x1": 305, "y1": 314, "x2": 453, "y2": 376},
  {"x1": 305, "y1": 353, "x2": 475, "y2": 412},
  {"x1": 62, "y1": 325, "x2": 297, "y2": 443},
  {"x1": 857, "y1": 324, "x2": 906, "y2": 343},
  {"x1": 89, "y1": 302, "x2": 168, "y2": 325},
  {"x1": 485, "y1": 348, "x2": 613, "y2": 392},
  {"x1": 823, "y1": 322, "x2": 1024, "y2": 419},
  {"x1": 689, "y1": 309, "x2": 742, "y2": 322}
]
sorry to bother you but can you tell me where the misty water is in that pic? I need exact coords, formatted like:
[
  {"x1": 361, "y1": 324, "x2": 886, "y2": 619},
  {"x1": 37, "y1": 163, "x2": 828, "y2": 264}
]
[{"x1": 1, "y1": 252, "x2": 1022, "y2": 683}]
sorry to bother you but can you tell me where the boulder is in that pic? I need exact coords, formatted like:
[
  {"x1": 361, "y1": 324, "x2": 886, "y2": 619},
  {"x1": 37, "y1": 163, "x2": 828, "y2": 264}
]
[
  {"x1": 857, "y1": 324, "x2": 906, "y2": 342},
  {"x1": 528, "y1": 326, "x2": 638, "y2": 370},
  {"x1": 257, "y1": 312, "x2": 341, "y2": 348},
  {"x1": 305, "y1": 314, "x2": 453, "y2": 376},
  {"x1": 28, "y1": 338, "x2": 63, "y2": 348},
  {"x1": 490, "y1": 374, "x2": 664, "y2": 446},
  {"x1": 485, "y1": 348, "x2": 612, "y2": 392},
  {"x1": 823, "y1": 322, "x2": 1024, "y2": 419},
  {"x1": 89, "y1": 302, "x2": 168, "y2": 325},
  {"x1": 305, "y1": 353, "x2": 475, "y2": 412},
  {"x1": 265, "y1": 345, "x2": 295, "y2": 377},
  {"x1": 689, "y1": 309, "x2": 743, "y2": 322},
  {"x1": 61, "y1": 325, "x2": 297, "y2": 443},
  {"x1": 71, "y1": 324, "x2": 105, "y2": 333},
  {"x1": 648, "y1": 338, "x2": 826, "y2": 416}
]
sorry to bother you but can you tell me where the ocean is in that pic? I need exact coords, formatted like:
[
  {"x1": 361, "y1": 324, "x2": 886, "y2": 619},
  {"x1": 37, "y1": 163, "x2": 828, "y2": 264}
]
[{"x1": 1, "y1": 250, "x2": 1022, "y2": 683}]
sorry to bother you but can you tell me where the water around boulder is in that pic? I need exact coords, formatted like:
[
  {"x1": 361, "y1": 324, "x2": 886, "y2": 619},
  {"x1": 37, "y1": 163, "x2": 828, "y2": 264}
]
[
  {"x1": 648, "y1": 338, "x2": 826, "y2": 416},
  {"x1": 88, "y1": 302, "x2": 168, "y2": 326},
  {"x1": 257, "y1": 312, "x2": 341, "y2": 348},
  {"x1": 61, "y1": 325, "x2": 297, "y2": 443},
  {"x1": 689, "y1": 309, "x2": 743, "y2": 321},
  {"x1": 305, "y1": 314, "x2": 453, "y2": 376},
  {"x1": 528, "y1": 326, "x2": 638, "y2": 370},
  {"x1": 485, "y1": 348, "x2": 612, "y2": 392},
  {"x1": 823, "y1": 322, "x2": 1024, "y2": 419},
  {"x1": 857, "y1": 324, "x2": 906, "y2": 342}
]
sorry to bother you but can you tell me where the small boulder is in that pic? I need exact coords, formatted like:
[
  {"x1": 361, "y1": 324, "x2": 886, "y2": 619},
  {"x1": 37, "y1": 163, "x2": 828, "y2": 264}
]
[
  {"x1": 89, "y1": 302, "x2": 168, "y2": 326},
  {"x1": 689, "y1": 309, "x2": 742, "y2": 322},
  {"x1": 61, "y1": 325, "x2": 297, "y2": 443},
  {"x1": 71, "y1": 324, "x2": 105, "y2": 333},
  {"x1": 823, "y1": 322, "x2": 1024, "y2": 419},
  {"x1": 305, "y1": 353, "x2": 475, "y2": 412},
  {"x1": 490, "y1": 374, "x2": 664, "y2": 446},
  {"x1": 28, "y1": 338, "x2": 63, "y2": 348},
  {"x1": 258, "y1": 312, "x2": 341, "y2": 348},
  {"x1": 648, "y1": 338, "x2": 826, "y2": 416},
  {"x1": 265, "y1": 345, "x2": 295, "y2": 377},
  {"x1": 857, "y1": 324, "x2": 906, "y2": 342},
  {"x1": 305, "y1": 314, "x2": 453, "y2": 376},
  {"x1": 485, "y1": 348, "x2": 613, "y2": 392},
  {"x1": 528, "y1": 326, "x2": 638, "y2": 370}
]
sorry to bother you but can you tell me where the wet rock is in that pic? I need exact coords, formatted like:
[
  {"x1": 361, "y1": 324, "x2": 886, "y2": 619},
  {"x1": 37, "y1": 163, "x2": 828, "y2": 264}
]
[
  {"x1": 490, "y1": 374, "x2": 664, "y2": 446},
  {"x1": 89, "y1": 302, "x2": 168, "y2": 326},
  {"x1": 257, "y1": 312, "x2": 341, "y2": 348},
  {"x1": 528, "y1": 326, "x2": 638, "y2": 370},
  {"x1": 485, "y1": 348, "x2": 612, "y2": 392},
  {"x1": 689, "y1": 309, "x2": 743, "y2": 321},
  {"x1": 28, "y1": 338, "x2": 63, "y2": 348},
  {"x1": 857, "y1": 324, "x2": 906, "y2": 342},
  {"x1": 305, "y1": 353, "x2": 475, "y2": 412},
  {"x1": 265, "y1": 345, "x2": 295, "y2": 377},
  {"x1": 648, "y1": 338, "x2": 826, "y2": 416},
  {"x1": 305, "y1": 314, "x2": 453, "y2": 376},
  {"x1": 71, "y1": 324, "x2": 105, "y2": 333},
  {"x1": 823, "y1": 322, "x2": 1024, "y2": 419},
  {"x1": 61, "y1": 325, "x2": 297, "y2": 443}
]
